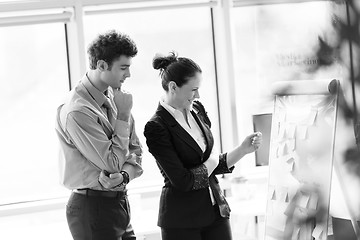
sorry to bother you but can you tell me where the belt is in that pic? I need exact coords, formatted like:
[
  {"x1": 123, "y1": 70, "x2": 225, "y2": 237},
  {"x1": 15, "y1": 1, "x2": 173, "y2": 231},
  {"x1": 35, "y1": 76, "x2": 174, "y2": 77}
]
[{"x1": 73, "y1": 189, "x2": 127, "y2": 198}]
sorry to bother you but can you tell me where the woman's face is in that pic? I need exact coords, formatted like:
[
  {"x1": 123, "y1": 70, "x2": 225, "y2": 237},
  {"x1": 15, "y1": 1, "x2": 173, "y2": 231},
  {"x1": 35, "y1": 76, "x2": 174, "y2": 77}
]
[{"x1": 173, "y1": 72, "x2": 202, "y2": 110}]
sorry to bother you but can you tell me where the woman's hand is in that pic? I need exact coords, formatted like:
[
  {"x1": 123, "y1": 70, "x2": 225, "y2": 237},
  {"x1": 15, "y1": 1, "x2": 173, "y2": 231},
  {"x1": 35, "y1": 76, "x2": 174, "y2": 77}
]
[
  {"x1": 240, "y1": 132, "x2": 263, "y2": 154},
  {"x1": 226, "y1": 132, "x2": 262, "y2": 168}
]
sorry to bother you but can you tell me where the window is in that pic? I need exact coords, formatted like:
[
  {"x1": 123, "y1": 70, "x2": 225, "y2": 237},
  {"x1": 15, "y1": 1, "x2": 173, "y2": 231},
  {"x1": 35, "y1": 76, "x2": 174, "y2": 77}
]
[
  {"x1": 0, "y1": 23, "x2": 69, "y2": 205},
  {"x1": 83, "y1": 6, "x2": 220, "y2": 187}
]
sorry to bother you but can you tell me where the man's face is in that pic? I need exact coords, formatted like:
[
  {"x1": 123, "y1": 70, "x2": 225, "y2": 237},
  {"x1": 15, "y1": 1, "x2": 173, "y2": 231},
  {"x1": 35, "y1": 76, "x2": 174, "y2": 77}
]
[{"x1": 102, "y1": 55, "x2": 132, "y2": 90}]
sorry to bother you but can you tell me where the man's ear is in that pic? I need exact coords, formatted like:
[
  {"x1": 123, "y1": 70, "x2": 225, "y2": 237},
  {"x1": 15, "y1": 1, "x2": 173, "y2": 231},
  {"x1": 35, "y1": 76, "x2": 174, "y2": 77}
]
[{"x1": 97, "y1": 60, "x2": 108, "y2": 71}]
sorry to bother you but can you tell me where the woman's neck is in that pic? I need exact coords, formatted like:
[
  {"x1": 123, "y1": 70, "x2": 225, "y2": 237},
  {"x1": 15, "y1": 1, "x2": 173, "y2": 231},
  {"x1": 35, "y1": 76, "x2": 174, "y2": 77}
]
[
  {"x1": 163, "y1": 94, "x2": 183, "y2": 112},
  {"x1": 163, "y1": 94, "x2": 190, "y2": 126}
]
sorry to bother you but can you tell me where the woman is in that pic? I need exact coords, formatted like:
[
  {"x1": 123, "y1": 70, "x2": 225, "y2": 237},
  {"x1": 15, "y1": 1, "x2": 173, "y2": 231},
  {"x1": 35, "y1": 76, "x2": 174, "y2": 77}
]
[{"x1": 143, "y1": 52, "x2": 262, "y2": 240}]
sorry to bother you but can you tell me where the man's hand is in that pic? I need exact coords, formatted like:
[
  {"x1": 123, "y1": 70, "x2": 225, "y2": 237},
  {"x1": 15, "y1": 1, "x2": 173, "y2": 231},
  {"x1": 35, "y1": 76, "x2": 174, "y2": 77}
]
[
  {"x1": 126, "y1": 153, "x2": 142, "y2": 166},
  {"x1": 113, "y1": 89, "x2": 132, "y2": 122},
  {"x1": 98, "y1": 170, "x2": 123, "y2": 189}
]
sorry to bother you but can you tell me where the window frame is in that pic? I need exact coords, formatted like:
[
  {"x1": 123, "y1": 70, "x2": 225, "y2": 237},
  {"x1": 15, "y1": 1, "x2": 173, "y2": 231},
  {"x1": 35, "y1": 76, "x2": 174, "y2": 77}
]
[
  {"x1": 0, "y1": 0, "x2": 221, "y2": 216},
  {"x1": 0, "y1": 0, "x2": 324, "y2": 220}
]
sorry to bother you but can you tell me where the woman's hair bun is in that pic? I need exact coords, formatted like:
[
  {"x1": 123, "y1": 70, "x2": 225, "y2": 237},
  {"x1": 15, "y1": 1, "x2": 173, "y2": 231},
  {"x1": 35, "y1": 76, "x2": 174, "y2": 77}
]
[{"x1": 152, "y1": 51, "x2": 178, "y2": 70}]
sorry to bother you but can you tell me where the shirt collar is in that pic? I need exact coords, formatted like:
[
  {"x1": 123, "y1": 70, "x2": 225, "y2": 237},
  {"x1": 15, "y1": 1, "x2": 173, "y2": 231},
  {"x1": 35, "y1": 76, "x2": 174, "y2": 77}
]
[
  {"x1": 81, "y1": 73, "x2": 108, "y2": 107},
  {"x1": 160, "y1": 97, "x2": 194, "y2": 118}
]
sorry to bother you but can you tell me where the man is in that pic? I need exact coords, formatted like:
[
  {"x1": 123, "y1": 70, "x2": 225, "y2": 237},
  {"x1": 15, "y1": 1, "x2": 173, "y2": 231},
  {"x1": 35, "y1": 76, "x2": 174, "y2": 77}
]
[{"x1": 55, "y1": 30, "x2": 143, "y2": 240}]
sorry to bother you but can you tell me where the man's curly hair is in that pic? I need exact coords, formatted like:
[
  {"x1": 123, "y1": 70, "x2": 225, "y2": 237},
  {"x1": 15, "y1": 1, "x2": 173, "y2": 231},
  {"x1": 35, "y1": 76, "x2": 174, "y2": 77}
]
[{"x1": 87, "y1": 30, "x2": 138, "y2": 70}]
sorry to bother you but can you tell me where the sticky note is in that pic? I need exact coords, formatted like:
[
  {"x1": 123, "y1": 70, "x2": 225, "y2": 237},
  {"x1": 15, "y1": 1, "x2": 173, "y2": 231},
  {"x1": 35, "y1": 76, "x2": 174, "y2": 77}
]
[
  {"x1": 293, "y1": 207, "x2": 308, "y2": 220},
  {"x1": 276, "y1": 145, "x2": 281, "y2": 158},
  {"x1": 270, "y1": 188, "x2": 277, "y2": 201},
  {"x1": 287, "y1": 123, "x2": 296, "y2": 138},
  {"x1": 286, "y1": 158, "x2": 295, "y2": 172},
  {"x1": 288, "y1": 139, "x2": 296, "y2": 151},
  {"x1": 271, "y1": 215, "x2": 287, "y2": 232},
  {"x1": 278, "y1": 110, "x2": 286, "y2": 122},
  {"x1": 328, "y1": 217, "x2": 333, "y2": 235},
  {"x1": 308, "y1": 108, "x2": 318, "y2": 125},
  {"x1": 278, "y1": 124, "x2": 286, "y2": 140},
  {"x1": 277, "y1": 143, "x2": 286, "y2": 157},
  {"x1": 283, "y1": 142, "x2": 289, "y2": 156},
  {"x1": 292, "y1": 226, "x2": 300, "y2": 240},
  {"x1": 284, "y1": 192, "x2": 290, "y2": 203},
  {"x1": 308, "y1": 193, "x2": 319, "y2": 210},
  {"x1": 312, "y1": 224, "x2": 324, "y2": 239},
  {"x1": 284, "y1": 201, "x2": 295, "y2": 217},
  {"x1": 298, "y1": 125, "x2": 308, "y2": 140},
  {"x1": 277, "y1": 187, "x2": 289, "y2": 203},
  {"x1": 292, "y1": 152, "x2": 300, "y2": 162},
  {"x1": 267, "y1": 201, "x2": 273, "y2": 215},
  {"x1": 298, "y1": 194, "x2": 310, "y2": 208}
]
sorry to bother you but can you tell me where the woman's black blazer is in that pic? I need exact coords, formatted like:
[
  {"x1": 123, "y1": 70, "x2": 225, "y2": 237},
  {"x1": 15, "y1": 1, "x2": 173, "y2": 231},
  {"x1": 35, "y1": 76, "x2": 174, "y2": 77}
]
[{"x1": 144, "y1": 101, "x2": 234, "y2": 229}]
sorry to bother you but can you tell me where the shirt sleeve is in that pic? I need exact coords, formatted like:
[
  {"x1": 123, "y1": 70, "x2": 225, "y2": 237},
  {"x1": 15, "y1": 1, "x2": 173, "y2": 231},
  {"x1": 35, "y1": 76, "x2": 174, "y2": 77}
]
[
  {"x1": 65, "y1": 111, "x2": 130, "y2": 173},
  {"x1": 213, "y1": 153, "x2": 235, "y2": 175},
  {"x1": 122, "y1": 115, "x2": 143, "y2": 180},
  {"x1": 144, "y1": 120, "x2": 209, "y2": 192}
]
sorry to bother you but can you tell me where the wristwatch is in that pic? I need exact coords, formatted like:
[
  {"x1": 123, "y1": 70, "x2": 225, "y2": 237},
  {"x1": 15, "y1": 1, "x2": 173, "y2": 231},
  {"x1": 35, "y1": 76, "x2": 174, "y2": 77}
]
[{"x1": 120, "y1": 171, "x2": 130, "y2": 186}]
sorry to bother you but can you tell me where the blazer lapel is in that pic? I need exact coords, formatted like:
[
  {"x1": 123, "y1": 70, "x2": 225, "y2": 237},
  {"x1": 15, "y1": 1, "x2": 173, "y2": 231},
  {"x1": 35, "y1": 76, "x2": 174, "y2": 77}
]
[
  {"x1": 191, "y1": 110, "x2": 214, "y2": 158},
  {"x1": 156, "y1": 104, "x2": 203, "y2": 156}
]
